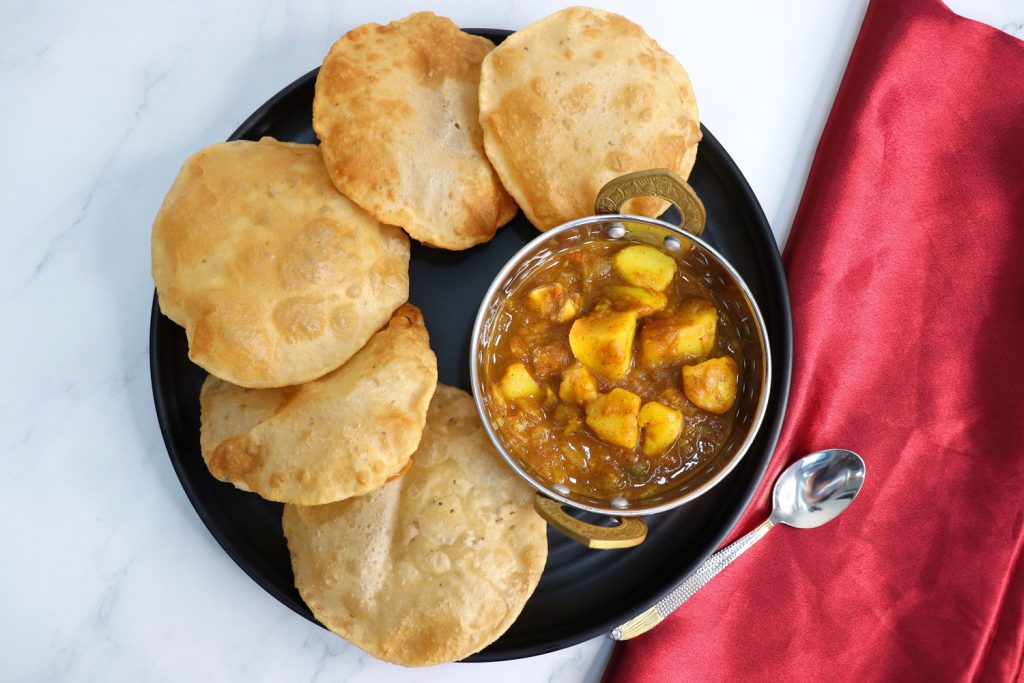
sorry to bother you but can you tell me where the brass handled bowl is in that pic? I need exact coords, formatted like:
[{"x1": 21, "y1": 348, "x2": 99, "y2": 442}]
[{"x1": 470, "y1": 169, "x2": 772, "y2": 549}]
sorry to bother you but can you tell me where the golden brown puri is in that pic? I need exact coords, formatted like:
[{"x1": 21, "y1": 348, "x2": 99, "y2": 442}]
[
  {"x1": 479, "y1": 6, "x2": 702, "y2": 231},
  {"x1": 199, "y1": 304, "x2": 437, "y2": 505},
  {"x1": 282, "y1": 385, "x2": 547, "y2": 666},
  {"x1": 151, "y1": 138, "x2": 410, "y2": 388},
  {"x1": 313, "y1": 12, "x2": 518, "y2": 250}
]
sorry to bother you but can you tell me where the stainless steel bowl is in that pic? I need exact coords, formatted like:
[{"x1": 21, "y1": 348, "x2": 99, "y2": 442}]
[{"x1": 469, "y1": 169, "x2": 772, "y2": 548}]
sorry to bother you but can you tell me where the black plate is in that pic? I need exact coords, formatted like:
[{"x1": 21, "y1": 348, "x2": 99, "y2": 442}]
[{"x1": 149, "y1": 29, "x2": 792, "y2": 661}]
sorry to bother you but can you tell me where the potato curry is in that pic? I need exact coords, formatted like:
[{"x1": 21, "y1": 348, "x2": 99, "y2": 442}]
[{"x1": 483, "y1": 241, "x2": 743, "y2": 499}]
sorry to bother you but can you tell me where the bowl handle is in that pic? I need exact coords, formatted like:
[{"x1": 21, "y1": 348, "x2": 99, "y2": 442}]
[
  {"x1": 594, "y1": 168, "x2": 706, "y2": 236},
  {"x1": 533, "y1": 494, "x2": 647, "y2": 549}
]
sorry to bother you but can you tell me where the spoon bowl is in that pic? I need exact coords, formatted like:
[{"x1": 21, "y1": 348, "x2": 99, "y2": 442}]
[{"x1": 771, "y1": 448, "x2": 866, "y2": 529}]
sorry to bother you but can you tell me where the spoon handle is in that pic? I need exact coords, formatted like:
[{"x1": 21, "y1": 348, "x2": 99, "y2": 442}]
[{"x1": 611, "y1": 518, "x2": 775, "y2": 641}]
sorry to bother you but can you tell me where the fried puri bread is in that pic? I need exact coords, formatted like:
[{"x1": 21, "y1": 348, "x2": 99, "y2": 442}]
[
  {"x1": 282, "y1": 385, "x2": 547, "y2": 666},
  {"x1": 199, "y1": 305, "x2": 437, "y2": 505},
  {"x1": 313, "y1": 12, "x2": 517, "y2": 250},
  {"x1": 152, "y1": 138, "x2": 410, "y2": 388},
  {"x1": 479, "y1": 7, "x2": 701, "y2": 231}
]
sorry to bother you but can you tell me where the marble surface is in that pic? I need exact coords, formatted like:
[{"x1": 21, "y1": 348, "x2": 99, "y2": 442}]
[{"x1": 2, "y1": 1, "x2": 1019, "y2": 680}]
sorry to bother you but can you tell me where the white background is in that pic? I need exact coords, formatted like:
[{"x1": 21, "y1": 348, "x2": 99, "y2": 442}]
[{"x1": 2, "y1": 1, "x2": 1020, "y2": 681}]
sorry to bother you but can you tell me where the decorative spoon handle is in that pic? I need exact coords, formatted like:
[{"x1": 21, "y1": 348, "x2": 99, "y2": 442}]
[{"x1": 611, "y1": 517, "x2": 775, "y2": 640}]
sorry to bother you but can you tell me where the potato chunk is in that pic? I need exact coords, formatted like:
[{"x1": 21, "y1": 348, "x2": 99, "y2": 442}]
[
  {"x1": 568, "y1": 311, "x2": 637, "y2": 381},
  {"x1": 555, "y1": 298, "x2": 579, "y2": 323},
  {"x1": 639, "y1": 299, "x2": 718, "y2": 365},
  {"x1": 682, "y1": 356, "x2": 739, "y2": 414},
  {"x1": 585, "y1": 388, "x2": 641, "y2": 449},
  {"x1": 559, "y1": 363, "x2": 599, "y2": 405},
  {"x1": 526, "y1": 283, "x2": 579, "y2": 323},
  {"x1": 638, "y1": 402, "x2": 683, "y2": 456},
  {"x1": 526, "y1": 283, "x2": 562, "y2": 314},
  {"x1": 604, "y1": 285, "x2": 668, "y2": 317},
  {"x1": 613, "y1": 245, "x2": 677, "y2": 291},
  {"x1": 498, "y1": 362, "x2": 541, "y2": 400},
  {"x1": 542, "y1": 385, "x2": 559, "y2": 409},
  {"x1": 553, "y1": 403, "x2": 584, "y2": 435}
]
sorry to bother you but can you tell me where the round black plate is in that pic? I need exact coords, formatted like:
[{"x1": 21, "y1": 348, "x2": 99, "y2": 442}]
[{"x1": 149, "y1": 29, "x2": 792, "y2": 662}]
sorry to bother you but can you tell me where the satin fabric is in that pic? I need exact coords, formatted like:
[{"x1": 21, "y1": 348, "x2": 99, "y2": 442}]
[{"x1": 603, "y1": 0, "x2": 1024, "y2": 680}]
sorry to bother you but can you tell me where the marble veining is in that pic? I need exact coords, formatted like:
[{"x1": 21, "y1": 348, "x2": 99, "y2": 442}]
[{"x1": 1, "y1": 1, "x2": 1017, "y2": 681}]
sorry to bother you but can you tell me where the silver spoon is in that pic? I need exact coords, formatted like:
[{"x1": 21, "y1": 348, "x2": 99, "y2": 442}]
[{"x1": 611, "y1": 448, "x2": 866, "y2": 640}]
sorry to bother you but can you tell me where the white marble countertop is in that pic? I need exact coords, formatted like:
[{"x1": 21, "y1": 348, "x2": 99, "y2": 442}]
[{"x1": 2, "y1": 1, "x2": 1019, "y2": 680}]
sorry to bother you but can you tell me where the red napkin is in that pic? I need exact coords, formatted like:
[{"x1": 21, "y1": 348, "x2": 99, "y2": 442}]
[{"x1": 603, "y1": 0, "x2": 1024, "y2": 680}]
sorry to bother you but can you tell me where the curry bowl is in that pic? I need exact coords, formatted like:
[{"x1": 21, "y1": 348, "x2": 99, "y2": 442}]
[{"x1": 470, "y1": 169, "x2": 772, "y2": 549}]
